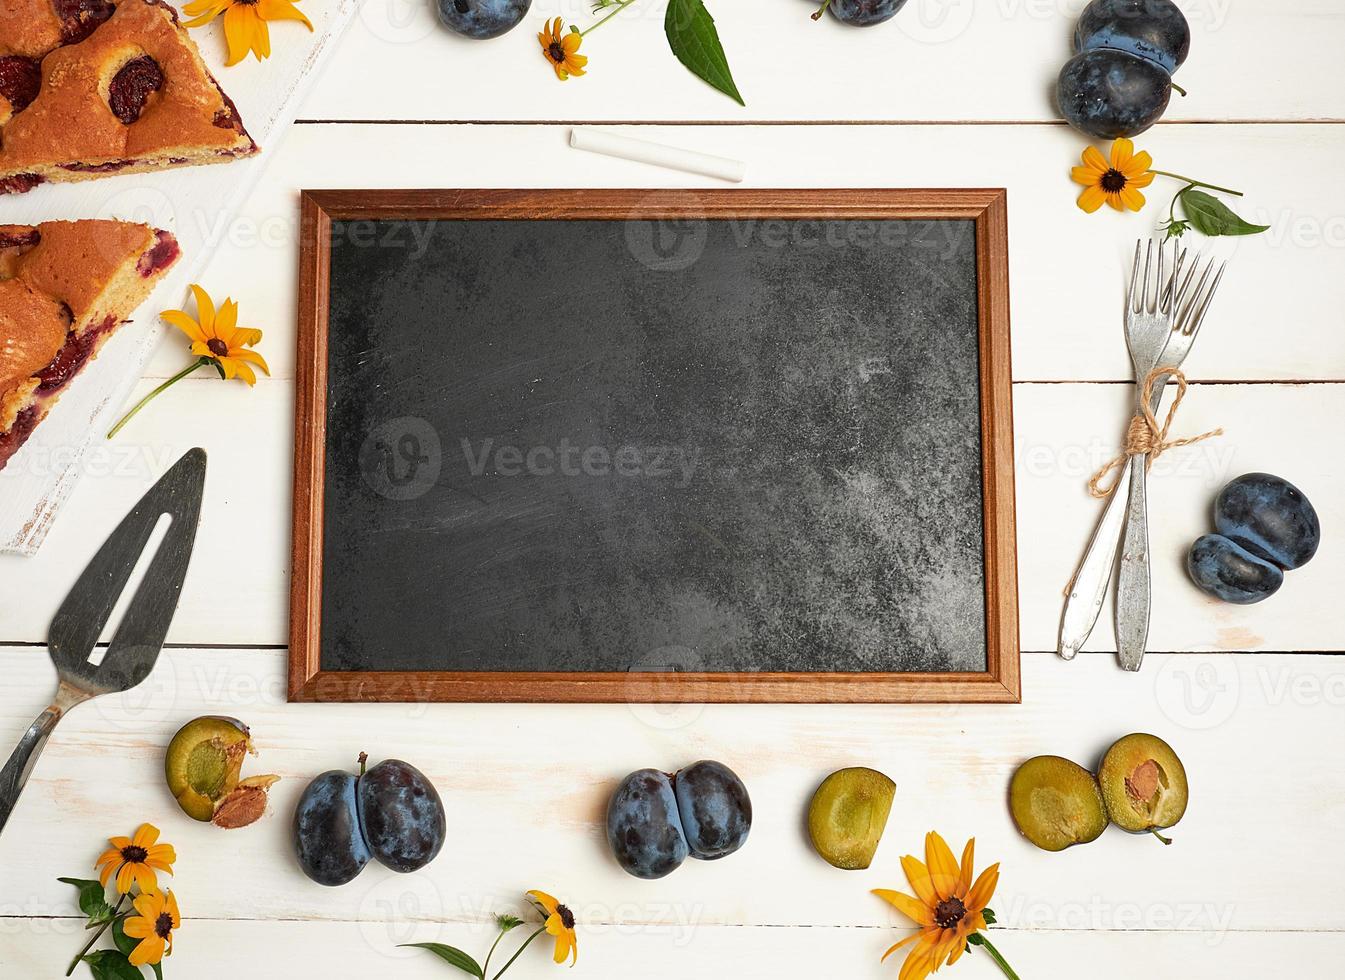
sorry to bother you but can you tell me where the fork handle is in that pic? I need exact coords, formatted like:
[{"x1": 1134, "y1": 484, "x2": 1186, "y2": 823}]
[
  {"x1": 0, "y1": 704, "x2": 64, "y2": 836},
  {"x1": 1058, "y1": 481, "x2": 1130, "y2": 659},
  {"x1": 1115, "y1": 453, "x2": 1152, "y2": 671}
]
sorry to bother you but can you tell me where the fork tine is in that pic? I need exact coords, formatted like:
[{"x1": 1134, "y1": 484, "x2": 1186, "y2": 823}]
[
  {"x1": 1177, "y1": 254, "x2": 1213, "y2": 329},
  {"x1": 1130, "y1": 240, "x2": 1143, "y2": 314},
  {"x1": 1182, "y1": 260, "x2": 1227, "y2": 337},
  {"x1": 1142, "y1": 240, "x2": 1154, "y2": 313},
  {"x1": 1166, "y1": 243, "x2": 1188, "y2": 319},
  {"x1": 1154, "y1": 239, "x2": 1166, "y2": 315}
]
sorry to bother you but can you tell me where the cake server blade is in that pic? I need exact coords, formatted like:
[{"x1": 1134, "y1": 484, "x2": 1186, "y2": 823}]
[{"x1": 0, "y1": 447, "x2": 207, "y2": 835}]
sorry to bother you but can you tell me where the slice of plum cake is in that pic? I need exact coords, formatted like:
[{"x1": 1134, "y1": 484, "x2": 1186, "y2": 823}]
[
  {"x1": 0, "y1": 219, "x2": 180, "y2": 470},
  {"x1": 0, "y1": 0, "x2": 257, "y2": 194}
]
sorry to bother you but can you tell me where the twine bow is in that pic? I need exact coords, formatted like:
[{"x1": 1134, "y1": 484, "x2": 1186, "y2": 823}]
[{"x1": 1087, "y1": 366, "x2": 1223, "y2": 499}]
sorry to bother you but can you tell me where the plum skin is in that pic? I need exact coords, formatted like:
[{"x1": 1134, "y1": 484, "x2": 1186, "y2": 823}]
[
  {"x1": 1187, "y1": 533, "x2": 1284, "y2": 605},
  {"x1": 826, "y1": 0, "x2": 908, "y2": 27},
  {"x1": 1075, "y1": 0, "x2": 1191, "y2": 75},
  {"x1": 606, "y1": 769, "x2": 689, "y2": 880},
  {"x1": 357, "y1": 760, "x2": 447, "y2": 874},
  {"x1": 1057, "y1": 48, "x2": 1172, "y2": 139},
  {"x1": 436, "y1": 0, "x2": 531, "y2": 40},
  {"x1": 1214, "y1": 473, "x2": 1320, "y2": 572},
  {"x1": 673, "y1": 760, "x2": 751, "y2": 861},
  {"x1": 293, "y1": 771, "x2": 372, "y2": 886}
]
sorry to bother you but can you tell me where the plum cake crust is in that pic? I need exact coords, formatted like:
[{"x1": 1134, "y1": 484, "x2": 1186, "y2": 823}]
[
  {"x1": 0, "y1": 0, "x2": 257, "y2": 194},
  {"x1": 0, "y1": 220, "x2": 180, "y2": 470}
]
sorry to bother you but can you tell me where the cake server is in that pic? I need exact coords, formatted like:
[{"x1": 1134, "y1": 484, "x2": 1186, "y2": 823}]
[{"x1": 0, "y1": 447, "x2": 206, "y2": 835}]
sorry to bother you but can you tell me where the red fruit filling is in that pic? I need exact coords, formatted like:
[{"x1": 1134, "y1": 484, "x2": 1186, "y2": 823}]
[
  {"x1": 0, "y1": 173, "x2": 44, "y2": 194},
  {"x1": 136, "y1": 230, "x2": 179, "y2": 277},
  {"x1": 53, "y1": 0, "x2": 115, "y2": 44},
  {"x1": 0, "y1": 404, "x2": 40, "y2": 469},
  {"x1": 0, "y1": 56, "x2": 41, "y2": 114},
  {"x1": 37, "y1": 315, "x2": 117, "y2": 391},
  {"x1": 0, "y1": 227, "x2": 40, "y2": 249},
  {"x1": 108, "y1": 55, "x2": 164, "y2": 124}
]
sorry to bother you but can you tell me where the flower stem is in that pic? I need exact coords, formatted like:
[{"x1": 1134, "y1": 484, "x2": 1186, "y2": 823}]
[
  {"x1": 480, "y1": 925, "x2": 510, "y2": 979},
  {"x1": 488, "y1": 927, "x2": 545, "y2": 980},
  {"x1": 580, "y1": 0, "x2": 637, "y2": 36},
  {"x1": 106, "y1": 357, "x2": 210, "y2": 439},
  {"x1": 66, "y1": 896, "x2": 127, "y2": 976},
  {"x1": 976, "y1": 933, "x2": 1022, "y2": 980},
  {"x1": 1150, "y1": 828, "x2": 1174, "y2": 846},
  {"x1": 1150, "y1": 170, "x2": 1244, "y2": 198}
]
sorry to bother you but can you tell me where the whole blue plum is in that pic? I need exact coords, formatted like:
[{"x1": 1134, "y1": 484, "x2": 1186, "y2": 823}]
[
  {"x1": 824, "y1": 0, "x2": 908, "y2": 27},
  {"x1": 1214, "y1": 473, "x2": 1321, "y2": 571},
  {"x1": 673, "y1": 760, "x2": 751, "y2": 861},
  {"x1": 607, "y1": 769, "x2": 689, "y2": 880},
  {"x1": 1075, "y1": 0, "x2": 1191, "y2": 74},
  {"x1": 436, "y1": 0, "x2": 531, "y2": 40},
  {"x1": 1187, "y1": 533, "x2": 1284, "y2": 605},
  {"x1": 293, "y1": 770, "x2": 372, "y2": 886},
  {"x1": 357, "y1": 759, "x2": 446, "y2": 873},
  {"x1": 1057, "y1": 48, "x2": 1171, "y2": 139}
]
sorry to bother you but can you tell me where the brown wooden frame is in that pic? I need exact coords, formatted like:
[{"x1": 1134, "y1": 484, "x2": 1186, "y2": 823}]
[{"x1": 291, "y1": 189, "x2": 1018, "y2": 704}]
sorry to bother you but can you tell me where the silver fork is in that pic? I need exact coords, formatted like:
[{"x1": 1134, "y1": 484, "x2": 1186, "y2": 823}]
[
  {"x1": 1058, "y1": 242, "x2": 1223, "y2": 660},
  {"x1": 1114, "y1": 244, "x2": 1226, "y2": 671}
]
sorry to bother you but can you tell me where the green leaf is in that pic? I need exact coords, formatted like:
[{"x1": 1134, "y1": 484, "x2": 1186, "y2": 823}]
[
  {"x1": 981, "y1": 907, "x2": 997, "y2": 926},
  {"x1": 494, "y1": 913, "x2": 523, "y2": 932},
  {"x1": 1180, "y1": 189, "x2": 1269, "y2": 237},
  {"x1": 58, "y1": 877, "x2": 115, "y2": 926},
  {"x1": 82, "y1": 950, "x2": 144, "y2": 980},
  {"x1": 400, "y1": 943, "x2": 484, "y2": 977},
  {"x1": 151, "y1": 963, "x2": 164, "y2": 980},
  {"x1": 966, "y1": 932, "x2": 986, "y2": 947},
  {"x1": 664, "y1": 0, "x2": 744, "y2": 106}
]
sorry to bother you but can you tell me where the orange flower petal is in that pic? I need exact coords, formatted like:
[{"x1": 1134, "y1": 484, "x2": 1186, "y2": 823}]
[
  {"x1": 561, "y1": 32, "x2": 581, "y2": 53},
  {"x1": 1077, "y1": 184, "x2": 1107, "y2": 213},
  {"x1": 258, "y1": 0, "x2": 313, "y2": 29},
  {"x1": 1129, "y1": 171, "x2": 1156, "y2": 189},
  {"x1": 880, "y1": 932, "x2": 922, "y2": 962},
  {"x1": 132, "y1": 824, "x2": 160, "y2": 847},
  {"x1": 189, "y1": 285, "x2": 215, "y2": 335},
  {"x1": 1110, "y1": 137, "x2": 1135, "y2": 169},
  {"x1": 873, "y1": 889, "x2": 934, "y2": 927},
  {"x1": 162, "y1": 309, "x2": 206, "y2": 344},
  {"x1": 1071, "y1": 165, "x2": 1103, "y2": 187},
  {"x1": 1119, "y1": 186, "x2": 1148, "y2": 212},
  {"x1": 965, "y1": 863, "x2": 1000, "y2": 912},
  {"x1": 1126, "y1": 150, "x2": 1153, "y2": 175},
  {"x1": 924, "y1": 832, "x2": 960, "y2": 900},
  {"x1": 1079, "y1": 144, "x2": 1109, "y2": 173},
  {"x1": 900, "y1": 854, "x2": 938, "y2": 906},
  {"x1": 129, "y1": 935, "x2": 166, "y2": 967},
  {"x1": 956, "y1": 838, "x2": 975, "y2": 897}
]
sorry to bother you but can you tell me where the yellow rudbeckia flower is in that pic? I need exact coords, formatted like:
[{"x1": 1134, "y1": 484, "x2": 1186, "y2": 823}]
[
  {"x1": 1072, "y1": 137, "x2": 1157, "y2": 214},
  {"x1": 872, "y1": 831, "x2": 1019, "y2": 980},
  {"x1": 538, "y1": 18, "x2": 587, "y2": 81},
  {"x1": 183, "y1": 0, "x2": 314, "y2": 66},
  {"x1": 94, "y1": 823, "x2": 176, "y2": 896},
  {"x1": 122, "y1": 889, "x2": 181, "y2": 966},
  {"x1": 527, "y1": 890, "x2": 578, "y2": 967}
]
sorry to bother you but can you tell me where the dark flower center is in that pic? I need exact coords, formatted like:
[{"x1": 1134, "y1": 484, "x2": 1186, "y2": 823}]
[
  {"x1": 1100, "y1": 168, "x2": 1128, "y2": 193},
  {"x1": 933, "y1": 897, "x2": 966, "y2": 930},
  {"x1": 548, "y1": 42, "x2": 565, "y2": 63},
  {"x1": 207, "y1": 337, "x2": 229, "y2": 357},
  {"x1": 155, "y1": 912, "x2": 173, "y2": 939},
  {"x1": 121, "y1": 845, "x2": 148, "y2": 863},
  {"x1": 557, "y1": 904, "x2": 575, "y2": 929}
]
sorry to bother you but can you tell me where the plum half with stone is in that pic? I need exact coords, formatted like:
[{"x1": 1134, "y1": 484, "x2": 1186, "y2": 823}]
[
  {"x1": 1097, "y1": 733, "x2": 1188, "y2": 844},
  {"x1": 436, "y1": 0, "x2": 531, "y2": 39},
  {"x1": 807, "y1": 767, "x2": 895, "y2": 870},
  {"x1": 1009, "y1": 756, "x2": 1108, "y2": 852},
  {"x1": 164, "y1": 716, "x2": 279, "y2": 829}
]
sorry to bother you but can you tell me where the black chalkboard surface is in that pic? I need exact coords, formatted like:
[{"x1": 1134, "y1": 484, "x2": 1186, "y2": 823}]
[{"x1": 291, "y1": 190, "x2": 1018, "y2": 703}]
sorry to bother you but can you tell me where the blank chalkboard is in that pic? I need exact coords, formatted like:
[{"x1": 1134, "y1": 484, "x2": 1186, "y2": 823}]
[{"x1": 290, "y1": 189, "x2": 1018, "y2": 703}]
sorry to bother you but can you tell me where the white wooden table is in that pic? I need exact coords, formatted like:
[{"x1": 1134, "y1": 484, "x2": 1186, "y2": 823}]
[{"x1": 3, "y1": 1, "x2": 1344, "y2": 976}]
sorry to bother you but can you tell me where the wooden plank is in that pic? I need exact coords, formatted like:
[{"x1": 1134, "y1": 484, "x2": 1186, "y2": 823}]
[
  {"x1": 0, "y1": 649, "x2": 1342, "y2": 932},
  {"x1": 2, "y1": 919, "x2": 1341, "y2": 977},
  {"x1": 301, "y1": 0, "x2": 1344, "y2": 124},
  {"x1": 144, "y1": 122, "x2": 1345, "y2": 385},
  {"x1": 0, "y1": 380, "x2": 1338, "y2": 650}
]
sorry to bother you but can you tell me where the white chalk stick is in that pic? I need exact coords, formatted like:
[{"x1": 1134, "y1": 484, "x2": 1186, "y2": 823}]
[{"x1": 569, "y1": 127, "x2": 747, "y2": 183}]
